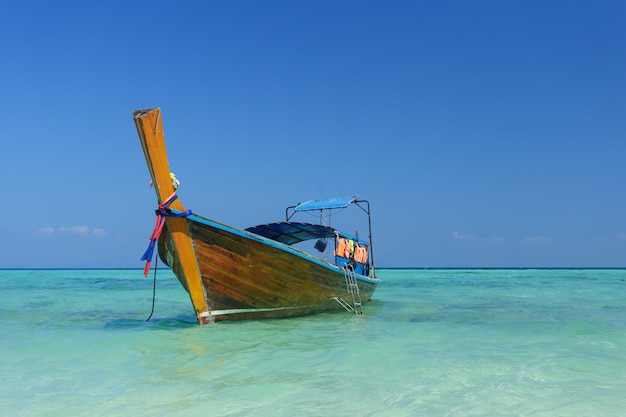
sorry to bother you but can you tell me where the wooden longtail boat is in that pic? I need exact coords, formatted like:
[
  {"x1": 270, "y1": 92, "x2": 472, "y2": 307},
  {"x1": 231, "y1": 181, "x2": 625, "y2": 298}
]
[{"x1": 133, "y1": 108, "x2": 380, "y2": 325}]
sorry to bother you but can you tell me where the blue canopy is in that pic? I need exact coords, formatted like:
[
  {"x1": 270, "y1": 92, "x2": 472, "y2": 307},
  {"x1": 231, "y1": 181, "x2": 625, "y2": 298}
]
[
  {"x1": 294, "y1": 196, "x2": 359, "y2": 212},
  {"x1": 245, "y1": 222, "x2": 367, "y2": 246},
  {"x1": 245, "y1": 222, "x2": 336, "y2": 245}
]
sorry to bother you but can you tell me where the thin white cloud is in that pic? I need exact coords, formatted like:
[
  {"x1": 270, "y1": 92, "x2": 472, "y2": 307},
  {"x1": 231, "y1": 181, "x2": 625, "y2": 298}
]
[
  {"x1": 453, "y1": 232, "x2": 505, "y2": 243},
  {"x1": 60, "y1": 225, "x2": 90, "y2": 235},
  {"x1": 453, "y1": 231, "x2": 480, "y2": 241},
  {"x1": 522, "y1": 235, "x2": 553, "y2": 244},
  {"x1": 92, "y1": 228, "x2": 108, "y2": 237},
  {"x1": 36, "y1": 225, "x2": 108, "y2": 237},
  {"x1": 594, "y1": 233, "x2": 626, "y2": 244}
]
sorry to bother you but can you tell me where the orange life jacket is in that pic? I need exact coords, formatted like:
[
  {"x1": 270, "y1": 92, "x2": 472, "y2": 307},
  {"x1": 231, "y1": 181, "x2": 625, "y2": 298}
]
[
  {"x1": 354, "y1": 246, "x2": 368, "y2": 263},
  {"x1": 335, "y1": 238, "x2": 348, "y2": 257}
]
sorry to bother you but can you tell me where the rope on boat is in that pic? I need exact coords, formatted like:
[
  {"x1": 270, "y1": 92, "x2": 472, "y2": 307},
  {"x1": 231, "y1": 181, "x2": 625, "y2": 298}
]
[
  {"x1": 140, "y1": 192, "x2": 192, "y2": 276},
  {"x1": 146, "y1": 253, "x2": 158, "y2": 322}
]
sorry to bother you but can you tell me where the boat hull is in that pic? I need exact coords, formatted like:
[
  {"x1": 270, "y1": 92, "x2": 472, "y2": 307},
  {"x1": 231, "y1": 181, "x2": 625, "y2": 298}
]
[{"x1": 158, "y1": 214, "x2": 378, "y2": 322}]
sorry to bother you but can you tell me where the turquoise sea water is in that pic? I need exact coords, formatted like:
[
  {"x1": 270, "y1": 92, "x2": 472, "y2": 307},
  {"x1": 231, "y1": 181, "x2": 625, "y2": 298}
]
[{"x1": 1, "y1": 268, "x2": 626, "y2": 416}]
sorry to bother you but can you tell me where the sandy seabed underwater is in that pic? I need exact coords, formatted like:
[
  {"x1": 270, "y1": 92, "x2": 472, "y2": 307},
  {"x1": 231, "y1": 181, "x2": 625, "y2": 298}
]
[{"x1": 1, "y1": 268, "x2": 626, "y2": 417}]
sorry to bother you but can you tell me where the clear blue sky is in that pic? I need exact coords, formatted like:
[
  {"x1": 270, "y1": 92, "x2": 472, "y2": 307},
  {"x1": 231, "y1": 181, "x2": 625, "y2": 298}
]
[{"x1": 1, "y1": 1, "x2": 624, "y2": 268}]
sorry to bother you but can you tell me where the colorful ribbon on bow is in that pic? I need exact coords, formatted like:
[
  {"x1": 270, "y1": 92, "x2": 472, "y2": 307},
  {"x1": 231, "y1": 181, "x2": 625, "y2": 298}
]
[{"x1": 140, "y1": 192, "x2": 192, "y2": 276}]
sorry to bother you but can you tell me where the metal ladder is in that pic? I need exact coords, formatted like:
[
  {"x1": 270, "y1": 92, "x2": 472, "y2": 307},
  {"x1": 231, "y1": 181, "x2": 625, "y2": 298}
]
[{"x1": 336, "y1": 265, "x2": 363, "y2": 315}]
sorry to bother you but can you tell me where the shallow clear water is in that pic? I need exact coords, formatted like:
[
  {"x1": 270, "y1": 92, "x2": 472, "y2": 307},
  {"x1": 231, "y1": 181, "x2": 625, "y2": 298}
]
[{"x1": 1, "y1": 268, "x2": 625, "y2": 416}]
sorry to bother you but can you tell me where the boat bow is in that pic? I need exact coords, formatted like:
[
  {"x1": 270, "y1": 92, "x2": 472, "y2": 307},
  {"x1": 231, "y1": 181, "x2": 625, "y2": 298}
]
[{"x1": 133, "y1": 108, "x2": 212, "y2": 325}]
